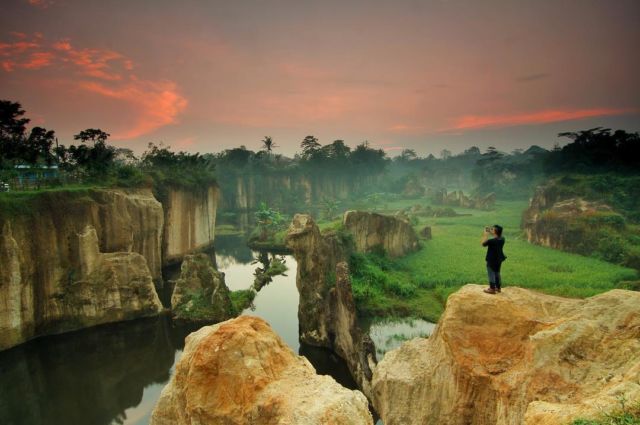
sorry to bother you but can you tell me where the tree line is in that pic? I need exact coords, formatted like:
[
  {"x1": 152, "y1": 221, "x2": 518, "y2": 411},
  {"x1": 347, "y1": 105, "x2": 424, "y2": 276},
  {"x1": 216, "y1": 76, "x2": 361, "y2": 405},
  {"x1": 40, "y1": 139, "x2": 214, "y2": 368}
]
[{"x1": 2, "y1": 99, "x2": 638, "y2": 199}]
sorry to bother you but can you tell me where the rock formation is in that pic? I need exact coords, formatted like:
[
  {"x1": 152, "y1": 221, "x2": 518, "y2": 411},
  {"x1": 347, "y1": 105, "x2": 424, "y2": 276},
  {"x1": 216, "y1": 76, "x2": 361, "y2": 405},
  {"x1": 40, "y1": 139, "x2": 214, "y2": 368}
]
[
  {"x1": 0, "y1": 186, "x2": 218, "y2": 350},
  {"x1": 285, "y1": 214, "x2": 350, "y2": 346},
  {"x1": 419, "y1": 225, "x2": 432, "y2": 239},
  {"x1": 343, "y1": 210, "x2": 419, "y2": 258},
  {"x1": 285, "y1": 214, "x2": 377, "y2": 398},
  {"x1": 523, "y1": 183, "x2": 617, "y2": 250},
  {"x1": 0, "y1": 222, "x2": 162, "y2": 351},
  {"x1": 170, "y1": 253, "x2": 233, "y2": 323},
  {"x1": 150, "y1": 316, "x2": 373, "y2": 425},
  {"x1": 432, "y1": 188, "x2": 496, "y2": 210},
  {"x1": 163, "y1": 186, "x2": 219, "y2": 264},
  {"x1": 372, "y1": 284, "x2": 640, "y2": 425},
  {"x1": 330, "y1": 262, "x2": 378, "y2": 398},
  {"x1": 217, "y1": 173, "x2": 380, "y2": 212}
]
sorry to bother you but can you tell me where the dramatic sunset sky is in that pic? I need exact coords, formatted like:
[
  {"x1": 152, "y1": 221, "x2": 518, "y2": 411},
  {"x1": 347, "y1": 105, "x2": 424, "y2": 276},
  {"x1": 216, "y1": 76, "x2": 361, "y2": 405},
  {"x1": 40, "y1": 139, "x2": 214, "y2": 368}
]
[{"x1": 1, "y1": 0, "x2": 639, "y2": 156}]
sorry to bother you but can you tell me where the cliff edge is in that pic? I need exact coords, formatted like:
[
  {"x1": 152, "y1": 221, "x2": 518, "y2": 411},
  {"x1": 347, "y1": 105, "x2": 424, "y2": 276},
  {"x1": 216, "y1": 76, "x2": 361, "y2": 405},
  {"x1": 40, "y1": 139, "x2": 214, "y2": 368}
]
[{"x1": 372, "y1": 284, "x2": 640, "y2": 425}]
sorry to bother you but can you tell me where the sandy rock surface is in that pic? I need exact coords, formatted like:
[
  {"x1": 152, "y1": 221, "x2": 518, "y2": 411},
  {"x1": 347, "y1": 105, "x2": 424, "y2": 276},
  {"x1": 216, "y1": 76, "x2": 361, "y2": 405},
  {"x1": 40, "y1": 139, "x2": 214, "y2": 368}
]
[
  {"x1": 151, "y1": 315, "x2": 373, "y2": 425},
  {"x1": 372, "y1": 284, "x2": 640, "y2": 425}
]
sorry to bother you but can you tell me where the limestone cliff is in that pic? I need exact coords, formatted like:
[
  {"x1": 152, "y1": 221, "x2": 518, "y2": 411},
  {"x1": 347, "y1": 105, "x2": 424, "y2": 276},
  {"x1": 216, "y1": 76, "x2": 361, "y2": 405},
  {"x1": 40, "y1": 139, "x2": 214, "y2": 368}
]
[
  {"x1": 163, "y1": 186, "x2": 218, "y2": 264},
  {"x1": 285, "y1": 214, "x2": 377, "y2": 398},
  {"x1": 0, "y1": 222, "x2": 162, "y2": 351},
  {"x1": 218, "y1": 174, "x2": 377, "y2": 212},
  {"x1": 150, "y1": 316, "x2": 373, "y2": 425},
  {"x1": 372, "y1": 284, "x2": 640, "y2": 425},
  {"x1": 343, "y1": 210, "x2": 419, "y2": 258},
  {"x1": 0, "y1": 188, "x2": 176, "y2": 350}
]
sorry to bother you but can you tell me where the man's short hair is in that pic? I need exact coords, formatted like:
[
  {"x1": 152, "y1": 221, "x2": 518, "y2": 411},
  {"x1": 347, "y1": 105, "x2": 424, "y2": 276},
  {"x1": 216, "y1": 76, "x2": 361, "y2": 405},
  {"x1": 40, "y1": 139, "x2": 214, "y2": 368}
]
[{"x1": 493, "y1": 225, "x2": 503, "y2": 236}]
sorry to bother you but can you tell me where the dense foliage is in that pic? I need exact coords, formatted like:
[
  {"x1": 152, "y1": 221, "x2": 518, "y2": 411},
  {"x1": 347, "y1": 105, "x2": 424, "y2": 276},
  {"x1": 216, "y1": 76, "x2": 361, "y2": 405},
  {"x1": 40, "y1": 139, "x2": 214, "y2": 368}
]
[{"x1": 0, "y1": 100, "x2": 215, "y2": 191}]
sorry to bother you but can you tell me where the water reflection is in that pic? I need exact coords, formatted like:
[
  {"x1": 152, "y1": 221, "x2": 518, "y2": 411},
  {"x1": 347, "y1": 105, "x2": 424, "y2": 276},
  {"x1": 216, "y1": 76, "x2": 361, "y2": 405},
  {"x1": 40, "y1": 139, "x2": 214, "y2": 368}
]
[
  {"x1": 361, "y1": 318, "x2": 436, "y2": 359},
  {"x1": 215, "y1": 235, "x2": 300, "y2": 351},
  {"x1": 0, "y1": 315, "x2": 180, "y2": 425}
]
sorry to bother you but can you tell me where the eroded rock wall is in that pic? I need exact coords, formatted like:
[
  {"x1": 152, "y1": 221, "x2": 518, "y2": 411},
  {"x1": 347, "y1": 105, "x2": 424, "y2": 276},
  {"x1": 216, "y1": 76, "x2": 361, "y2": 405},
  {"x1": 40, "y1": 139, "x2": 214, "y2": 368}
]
[
  {"x1": 150, "y1": 316, "x2": 373, "y2": 425},
  {"x1": 0, "y1": 221, "x2": 162, "y2": 351},
  {"x1": 218, "y1": 174, "x2": 375, "y2": 212},
  {"x1": 163, "y1": 186, "x2": 218, "y2": 264},
  {"x1": 372, "y1": 284, "x2": 640, "y2": 425},
  {"x1": 343, "y1": 210, "x2": 419, "y2": 258},
  {"x1": 0, "y1": 188, "x2": 166, "y2": 350}
]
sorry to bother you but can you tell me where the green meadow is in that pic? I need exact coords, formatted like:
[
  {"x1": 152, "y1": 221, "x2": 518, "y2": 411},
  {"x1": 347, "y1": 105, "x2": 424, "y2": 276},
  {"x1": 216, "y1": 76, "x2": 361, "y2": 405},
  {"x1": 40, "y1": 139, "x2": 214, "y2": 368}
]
[{"x1": 350, "y1": 199, "x2": 639, "y2": 322}]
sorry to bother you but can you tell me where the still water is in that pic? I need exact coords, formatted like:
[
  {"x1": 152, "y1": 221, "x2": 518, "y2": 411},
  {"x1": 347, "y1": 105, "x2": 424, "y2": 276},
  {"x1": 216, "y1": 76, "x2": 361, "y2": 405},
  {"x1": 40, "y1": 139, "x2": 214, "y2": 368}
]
[{"x1": 0, "y1": 235, "x2": 304, "y2": 425}]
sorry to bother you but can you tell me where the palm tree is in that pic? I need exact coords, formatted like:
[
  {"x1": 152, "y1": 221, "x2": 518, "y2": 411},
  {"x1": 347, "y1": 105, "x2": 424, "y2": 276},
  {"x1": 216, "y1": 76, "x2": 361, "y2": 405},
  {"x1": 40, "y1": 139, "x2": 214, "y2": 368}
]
[{"x1": 261, "y1": 136, "x2": 278, "y2": 153}]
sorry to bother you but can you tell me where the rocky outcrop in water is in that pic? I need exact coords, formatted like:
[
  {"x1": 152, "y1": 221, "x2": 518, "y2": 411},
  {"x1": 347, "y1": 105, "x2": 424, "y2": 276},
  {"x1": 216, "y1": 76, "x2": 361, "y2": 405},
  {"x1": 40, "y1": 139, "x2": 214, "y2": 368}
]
[
  {"x1": 150, "y1": 316, "x2": 373, "y2": 425},
  {"x1": 372, "y1": 284, "x2": 640, "y2": 425},
  {"x1": 343, "y1": 210, "x2": 419, "y2": 258},
  {"x1": 285, "y1": 214, "x2": 377, "y2": 398},
  {"x1": 285, "y1": 214, "x2": 350, "y2": 347},
  {"x1": 0, "y1": 220, "x2": 162, "y2": 351},
  {"x1": 163, "y1": 186, "x2": 219, "y2": 264},
  {"x1": 170, "y1": 253, "x2": 233, "y2": 323}
]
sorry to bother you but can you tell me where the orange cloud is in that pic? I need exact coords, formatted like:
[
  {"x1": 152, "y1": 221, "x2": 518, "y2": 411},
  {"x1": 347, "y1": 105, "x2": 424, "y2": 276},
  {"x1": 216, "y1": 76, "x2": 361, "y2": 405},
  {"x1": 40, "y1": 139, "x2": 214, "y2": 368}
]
[
  {"x1": 78, "y1": 80, "x2": 188, "y2": 139},
  {"x1": 26, "y1": 0, "x2": 54, "y2": 9},
  {"x1": 22, "y1": 51, "x2": 53, "y2": 69},
  {"x1": 1, "y1": 32, "x2": 187, "y2": 139},
  {"x1": 449, "y1": 108, "x2": 638, "y2": 131}
]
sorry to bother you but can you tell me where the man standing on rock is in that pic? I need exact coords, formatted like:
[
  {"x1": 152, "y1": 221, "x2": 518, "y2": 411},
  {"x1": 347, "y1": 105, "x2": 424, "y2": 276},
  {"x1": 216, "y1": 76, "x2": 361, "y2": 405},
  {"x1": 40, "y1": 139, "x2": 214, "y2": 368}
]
[{"x1": 481, "y1": 225, "x2": 506, "y2": 294}]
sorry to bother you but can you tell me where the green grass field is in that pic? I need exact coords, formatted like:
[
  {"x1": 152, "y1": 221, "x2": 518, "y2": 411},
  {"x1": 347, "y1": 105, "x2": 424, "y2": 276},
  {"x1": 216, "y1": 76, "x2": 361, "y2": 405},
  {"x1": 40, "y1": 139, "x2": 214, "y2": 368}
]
[{"x1": 350, "y1": 199, "x2": 639, "y2": 322}]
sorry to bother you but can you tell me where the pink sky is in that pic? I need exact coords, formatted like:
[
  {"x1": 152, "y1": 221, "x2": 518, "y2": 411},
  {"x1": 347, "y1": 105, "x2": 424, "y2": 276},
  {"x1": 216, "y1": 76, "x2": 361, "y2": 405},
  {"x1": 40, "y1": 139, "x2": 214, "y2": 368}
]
[{"x1": 1, "y1": 0, "x2": 639, "y2": 155}]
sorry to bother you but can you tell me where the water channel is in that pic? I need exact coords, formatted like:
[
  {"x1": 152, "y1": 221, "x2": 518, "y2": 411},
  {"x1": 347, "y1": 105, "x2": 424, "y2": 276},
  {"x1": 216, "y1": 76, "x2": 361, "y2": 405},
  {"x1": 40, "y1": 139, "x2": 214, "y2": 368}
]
[{"x1": 0, "y1": 235, "x2": 434, "y2": 425}]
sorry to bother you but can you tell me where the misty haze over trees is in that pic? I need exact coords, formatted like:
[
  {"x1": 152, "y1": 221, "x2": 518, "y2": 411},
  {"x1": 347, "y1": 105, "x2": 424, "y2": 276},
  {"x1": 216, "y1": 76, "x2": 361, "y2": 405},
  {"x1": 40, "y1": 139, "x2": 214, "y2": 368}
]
[{"x1": 2, "y1": 99, "x2": 638, "y2": 200}]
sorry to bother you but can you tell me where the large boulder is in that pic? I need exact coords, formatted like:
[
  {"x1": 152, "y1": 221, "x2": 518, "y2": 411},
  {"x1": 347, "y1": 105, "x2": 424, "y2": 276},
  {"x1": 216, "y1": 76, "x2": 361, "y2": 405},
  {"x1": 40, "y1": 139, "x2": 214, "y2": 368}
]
[
  {"x1": 372, "y1": 284, "x2": 640, "y2": 425},
  {"x1": 343, "y1": 210, "x2": 419, "y2": 258},
  {"x1": 150, "y1": 316, "x2": 373, "y2": 425},
  {"x1": 171, "y1": 253, "x2": 233, "y2": 323}
]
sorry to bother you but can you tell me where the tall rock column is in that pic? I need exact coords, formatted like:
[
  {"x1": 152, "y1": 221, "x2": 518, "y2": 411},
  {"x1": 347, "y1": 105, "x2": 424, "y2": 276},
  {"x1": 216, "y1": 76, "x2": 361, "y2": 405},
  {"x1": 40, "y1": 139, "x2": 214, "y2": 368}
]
[{"x1": 285, "y1": 214, "x2": 377, "y2": 398}]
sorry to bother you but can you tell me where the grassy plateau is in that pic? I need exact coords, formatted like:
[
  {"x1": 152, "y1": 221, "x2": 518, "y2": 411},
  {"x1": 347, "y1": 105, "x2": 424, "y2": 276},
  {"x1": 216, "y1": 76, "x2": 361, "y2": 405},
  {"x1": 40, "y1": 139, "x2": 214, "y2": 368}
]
[{"x1": 349, "y1": 199, "x2": 638, "y2": 322}]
